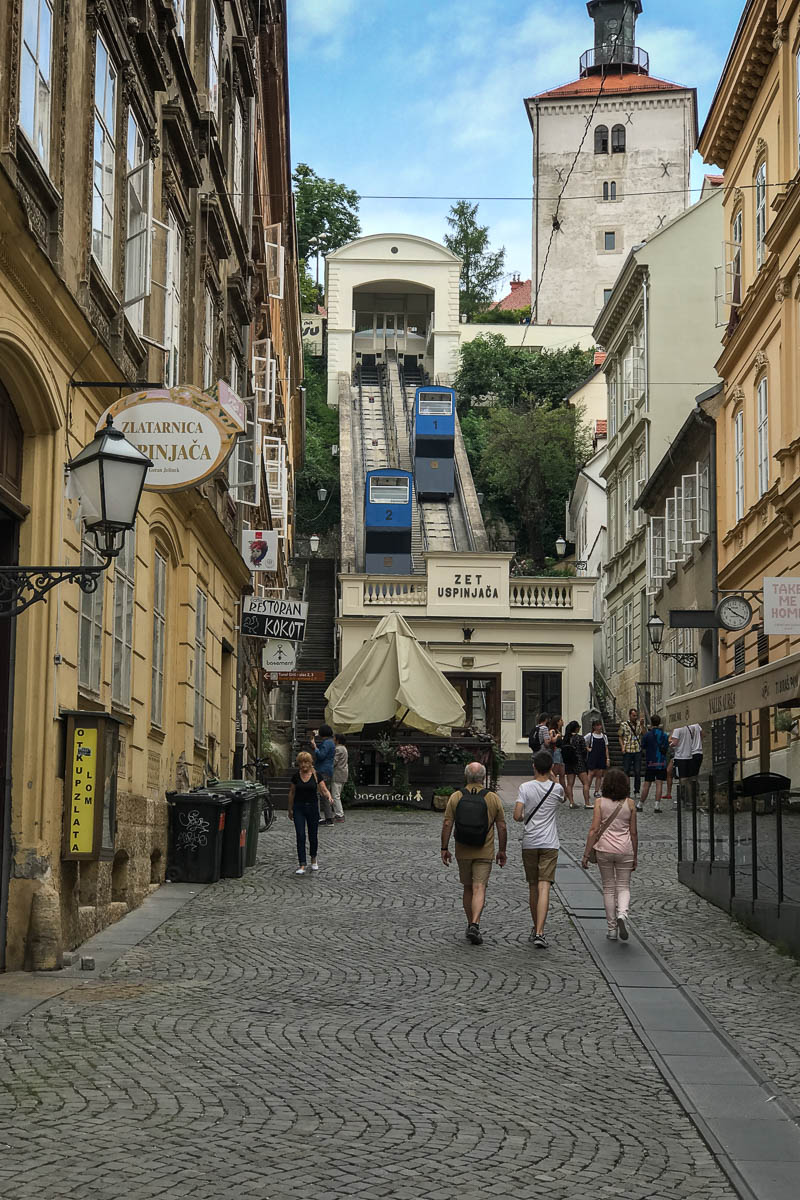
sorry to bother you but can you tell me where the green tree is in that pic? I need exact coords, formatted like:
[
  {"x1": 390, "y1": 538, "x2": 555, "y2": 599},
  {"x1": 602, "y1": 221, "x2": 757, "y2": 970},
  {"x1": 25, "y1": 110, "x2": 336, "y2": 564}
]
[
  {"x1": 294, "y1": 352, "x2": 340, "y2": 533},
  {"x1": 298, "y1": 260, "x2": 319, "y2": 311},
  {"x1": 443, "y1": 202, "x2": 505, "y2": 320},
  {"x1": 477, "y1": 406, "x2": 591, "y2": 566},
  {"x1": 293, "y1": 163, "x2": 361, "y2": 265},
  {"x1": 454, "y1": 334, "x2": 595, "y2": 413}
]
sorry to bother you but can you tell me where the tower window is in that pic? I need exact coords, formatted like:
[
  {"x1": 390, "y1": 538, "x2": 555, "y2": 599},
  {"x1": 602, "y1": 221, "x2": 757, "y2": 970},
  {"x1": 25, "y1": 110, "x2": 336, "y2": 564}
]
[
  {"x1": 611, "y1": 125, "x2": 626, "y2": 154},
  {"x1": 604, "y1": 231, "x2": 616, "y2": 251},
  {"x1": 602, "y1": 181, "x2": 617, "y2": 201},
  {"x1": 595, "y1": 125, "x2": 609, "y2": 154}
]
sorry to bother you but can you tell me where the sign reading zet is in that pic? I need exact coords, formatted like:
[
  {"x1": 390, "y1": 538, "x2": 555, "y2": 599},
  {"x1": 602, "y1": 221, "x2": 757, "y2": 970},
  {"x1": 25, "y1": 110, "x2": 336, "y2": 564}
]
[
  {"x1": 68, "y1": 726, "x2": 97, "y2": 856},
  {"x1": 763, "y1": 577, "x2": 800, "y2": 635},
  {"x1": 242, "y1": 597, "x2": 308, "y2": 641},
  {"x1": 99, "y1": 383, "x2": 244, "y2": 492}
]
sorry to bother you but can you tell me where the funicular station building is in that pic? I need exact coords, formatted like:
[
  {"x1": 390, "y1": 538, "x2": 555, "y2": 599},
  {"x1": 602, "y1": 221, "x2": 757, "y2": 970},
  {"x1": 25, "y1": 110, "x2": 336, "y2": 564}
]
[{"x1": 325, "y1": 234, "x2": 597, "y2": 775}]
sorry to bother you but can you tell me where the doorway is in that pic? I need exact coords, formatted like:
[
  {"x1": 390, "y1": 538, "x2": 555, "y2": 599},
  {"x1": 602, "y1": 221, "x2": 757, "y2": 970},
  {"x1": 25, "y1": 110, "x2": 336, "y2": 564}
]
[{"x1": 446, "y1": 675, "x2": 500, "y2": 744}]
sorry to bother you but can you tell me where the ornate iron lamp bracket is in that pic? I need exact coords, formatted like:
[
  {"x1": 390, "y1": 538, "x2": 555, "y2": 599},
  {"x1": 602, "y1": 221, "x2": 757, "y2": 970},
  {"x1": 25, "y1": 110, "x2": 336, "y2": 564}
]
[
  {"x1": 0, "y1": 560, "x2": 112, "y2": 618},
  {"x1": 660, "y1": 650, "x2": 699, "y2": 670}
]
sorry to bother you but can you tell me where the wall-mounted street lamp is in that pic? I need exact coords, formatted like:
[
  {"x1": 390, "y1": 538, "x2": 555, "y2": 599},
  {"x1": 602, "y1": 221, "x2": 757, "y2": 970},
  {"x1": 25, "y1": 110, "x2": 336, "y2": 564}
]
[
  {"x1": 309, "y1": 534, "x2": 320, "y2": 554},
  {"x1": 317, "y1": 487, "x2": 328, "y2": 502},
  {"x1": 555, "y1": 535, "x2": 567, "y2": 558},
  {"x1": 646, "y1": 613, "x2": 698, "y2": 670},
  {"x1": 0, "y1": 416, "x2": 152, "y2": 618}
]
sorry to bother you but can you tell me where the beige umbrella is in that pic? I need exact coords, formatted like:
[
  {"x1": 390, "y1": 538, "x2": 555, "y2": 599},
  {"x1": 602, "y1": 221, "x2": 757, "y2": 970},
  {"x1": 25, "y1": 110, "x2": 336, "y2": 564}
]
[{"x1": 324, "y1": 611, "x2": 466, "y2": 734}]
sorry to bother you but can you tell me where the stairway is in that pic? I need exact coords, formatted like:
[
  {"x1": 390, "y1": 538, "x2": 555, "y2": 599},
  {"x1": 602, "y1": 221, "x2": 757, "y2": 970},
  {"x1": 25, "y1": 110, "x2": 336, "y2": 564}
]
[
  {"x1": 601, "y1": 717, "x2": 625, "y2": 772},
  {"x1": 295, "y1": 557, "x2": 337, "y2": 738}
]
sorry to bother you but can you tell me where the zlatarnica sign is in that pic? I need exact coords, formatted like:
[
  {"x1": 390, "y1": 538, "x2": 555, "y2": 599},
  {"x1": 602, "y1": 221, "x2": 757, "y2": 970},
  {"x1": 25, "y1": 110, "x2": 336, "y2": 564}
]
[{"x1": 99, "y1": 383, "x2": 244, "y2": 492}]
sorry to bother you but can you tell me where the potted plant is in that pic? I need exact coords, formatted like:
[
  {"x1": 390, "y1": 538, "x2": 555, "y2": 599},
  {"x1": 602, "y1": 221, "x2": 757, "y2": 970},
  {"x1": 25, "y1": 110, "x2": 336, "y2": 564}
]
[{"x1": 394, "y1": 743, "x2": 421, "y2": 791}]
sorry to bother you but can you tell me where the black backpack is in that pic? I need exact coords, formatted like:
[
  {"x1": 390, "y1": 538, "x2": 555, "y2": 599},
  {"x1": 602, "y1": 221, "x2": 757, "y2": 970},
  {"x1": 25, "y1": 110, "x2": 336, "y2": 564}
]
[{"x1": 454, "y1": 787, "x2": 490, "y2": 847}]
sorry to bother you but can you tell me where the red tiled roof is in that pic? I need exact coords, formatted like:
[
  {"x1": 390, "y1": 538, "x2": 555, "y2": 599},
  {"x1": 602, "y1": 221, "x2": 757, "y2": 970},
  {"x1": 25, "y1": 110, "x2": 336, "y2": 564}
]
[
  {"x1": 704, "y1": 174, "x2": 724, "y2": 186},
  {"x1": 594, "y1": 351, "x2": 607, "y2": 366},
  {"x1": 528, "y1": 72, "x2": 689, "y2": 101},
  {"x1": 491, "y1": 278, "x2": 532, "y2": 311}
]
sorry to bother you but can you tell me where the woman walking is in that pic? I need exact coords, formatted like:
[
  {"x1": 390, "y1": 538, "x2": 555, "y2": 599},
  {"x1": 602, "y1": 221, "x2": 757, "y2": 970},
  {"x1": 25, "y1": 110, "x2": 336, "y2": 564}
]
[
  {"x1": 581, "y1": 767, "x2": 638, "y2": 941},
  {"x1": 562, "y1": 720, "x2": 591, "y2": 809},
  {"x1": 331, "y1": 734, "x2": 349, "y2": 822},
  {"x1": 288, "y1": 751, "x2": 332, "y2": 875},
  {"x1": 311, "y1": 723, "x2": 336, "y2": 825},
  {"x1": 585, "y1": 719, "x2": 610, "y2": 806},
  {"x1": 550, "y1": 716, "x2": 565, "y2": 790}
]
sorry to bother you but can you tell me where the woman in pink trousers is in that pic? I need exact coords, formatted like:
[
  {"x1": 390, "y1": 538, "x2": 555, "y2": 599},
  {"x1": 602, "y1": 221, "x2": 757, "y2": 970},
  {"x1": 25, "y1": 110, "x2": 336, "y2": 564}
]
[{"x1": 582, "y1": 767, "x2": 638, "y2": 941}]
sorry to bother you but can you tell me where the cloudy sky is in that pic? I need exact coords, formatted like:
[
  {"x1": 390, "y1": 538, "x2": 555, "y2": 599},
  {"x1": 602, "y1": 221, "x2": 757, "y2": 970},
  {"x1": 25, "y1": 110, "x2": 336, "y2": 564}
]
[{"x1": 288, "y1": 0, "x2": 743, "y2": 295}]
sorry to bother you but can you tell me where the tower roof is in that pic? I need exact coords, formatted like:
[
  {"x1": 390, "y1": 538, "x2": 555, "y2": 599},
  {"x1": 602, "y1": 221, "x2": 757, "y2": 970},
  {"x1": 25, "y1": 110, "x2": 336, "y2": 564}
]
[{"x1": 527, "y1": 72, "x2": 690, "y2": 102}]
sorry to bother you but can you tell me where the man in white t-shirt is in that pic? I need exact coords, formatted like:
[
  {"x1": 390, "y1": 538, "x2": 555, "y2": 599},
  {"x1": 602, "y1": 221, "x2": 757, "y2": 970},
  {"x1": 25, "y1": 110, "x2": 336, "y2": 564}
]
[
  {"x1": 670, "y1": 724, "x2": 702, "y2": 778},
  {"x1": 513, "y1": 749, "x2": 566, "y2": 949}
]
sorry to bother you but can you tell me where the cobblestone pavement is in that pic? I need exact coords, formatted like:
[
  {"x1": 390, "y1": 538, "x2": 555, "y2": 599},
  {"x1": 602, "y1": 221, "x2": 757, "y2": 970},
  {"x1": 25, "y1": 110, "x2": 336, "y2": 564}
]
[
  {"x1": 0, "y1": 802, "x2": 750, "y2": 1200},
  {"x1": 557, "y1": 800, "x2": 800, "y2": 1110}
]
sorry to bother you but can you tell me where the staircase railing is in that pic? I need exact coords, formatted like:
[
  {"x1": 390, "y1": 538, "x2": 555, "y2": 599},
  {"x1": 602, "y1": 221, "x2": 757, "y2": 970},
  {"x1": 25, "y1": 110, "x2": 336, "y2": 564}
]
[{"x1": 592, "y1": 667, "x2": 617, "y2": 723}]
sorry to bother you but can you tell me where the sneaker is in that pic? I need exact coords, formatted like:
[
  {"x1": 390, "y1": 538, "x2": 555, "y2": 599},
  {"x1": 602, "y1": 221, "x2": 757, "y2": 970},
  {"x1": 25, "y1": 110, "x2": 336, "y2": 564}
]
[
  {"x1": 606, "y1": 930, "x2": 618, "y2": 941},
  {"x1": 310, "y1": 863, "x2": 319, "y2": 872},
  {"x1": 295, "y1": 866, "x2": 307, "y2": 875},
  {"x1": 334, "y1": 816, "x2": 345, "y2": 823},
  {"x1": 467, "y1": 923, "x2": 483, "y2": 945},
  {"x1": 325, "y1": 819, "x2": 334, "y2": 825},
  {"x1": 533, "y1": 933, "x2": 549, "y2": 949},
  {"x1": 617, "y1": 916, "x2": 629, "y2": 941},
  {"x1": 654, "y1": 803, "x2": 662, "y2": 813},
  {"x1": 528, "y1": 929, "x2": 538, "y2": 943},
  {"x1": 635, "y1": 802, "x2": 643, "y2": 812}
]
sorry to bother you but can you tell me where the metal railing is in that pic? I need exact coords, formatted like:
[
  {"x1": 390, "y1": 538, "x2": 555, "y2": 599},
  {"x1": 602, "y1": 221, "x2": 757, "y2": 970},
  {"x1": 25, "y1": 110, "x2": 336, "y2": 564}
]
[
  {"x1": 592, "y1": 667, "x2": 617, "y2": 722},
  {"x1": 579, "y1": 44, "x2": 649, "y2": 75}
]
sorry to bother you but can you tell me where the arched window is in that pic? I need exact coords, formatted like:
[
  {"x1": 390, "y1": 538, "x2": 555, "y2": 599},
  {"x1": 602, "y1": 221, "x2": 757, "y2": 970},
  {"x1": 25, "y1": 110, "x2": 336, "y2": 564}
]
[
  {"x1": 755, "y1": 161, "x2": 767, "y2": 268},
  {"x1": 603, "y1": 181, "x2": 609, "y2": 200},
  {"x1": 730, "y1": 209, "x2": 742, "y2": 305},
  {"x1": 595, "y1": 125, "x2": 609, "y2": 154},
  {"x1": 757, "y1": 376, "x2": 769, "y2": 497},
  {"x1": 611, "y1": 181, "x2": 617, "y2": 200},
  {"x1": 611, "y1": 125, "x2": 626, "y2": 153}
]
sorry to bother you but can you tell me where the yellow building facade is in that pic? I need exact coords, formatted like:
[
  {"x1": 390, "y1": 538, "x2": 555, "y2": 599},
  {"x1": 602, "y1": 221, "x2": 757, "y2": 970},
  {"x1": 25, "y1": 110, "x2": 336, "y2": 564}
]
[
  {"x1": 699, "y1": 0, "x2": 800, "y2": 770},
  {"x1": 0, "y1": 0, "x2": 301, "y2": 970}
]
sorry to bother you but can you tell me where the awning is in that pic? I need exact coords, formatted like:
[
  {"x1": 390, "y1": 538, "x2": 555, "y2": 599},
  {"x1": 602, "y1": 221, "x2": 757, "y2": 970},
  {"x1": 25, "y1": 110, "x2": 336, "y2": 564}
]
[
  {"x1": 665, "y1": 651, "x2": 800, "y2": 727},
  {"x1": 324, "y1": 611, "x2": 466, "y2": 734}
]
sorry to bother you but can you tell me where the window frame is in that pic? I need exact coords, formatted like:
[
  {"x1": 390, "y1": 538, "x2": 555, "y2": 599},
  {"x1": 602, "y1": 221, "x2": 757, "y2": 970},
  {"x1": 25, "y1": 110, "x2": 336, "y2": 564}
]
[
  {"x1": 757, "y1": 375, "x2": 769, "y2": 497},
  {"x1": 19, "y1": 0, "x2": 54, "y2": 170},
  {"x1": 111, "y1": 529, "x2": 136, "y2": 710},
  {"x1": 203, "y1": 286, "x2": 215, "y2": 389},
  {"x1": 734, "y1": 408, "x2": 745, "y2": 521},
  {"x1": 208, "y1": 3, "x2": 221, "y2": 117},
  {"x1": 755, "y1": 161, "x2": 767, "y2": 269},
  {"x1": 521, "y1": 670, "x2": 563, "y2": 737},
  {"x1": 194, "y1": 588, "x2": 208, "y2": 744},
  {"x1": 611, "y1": 124, "x2": 626, "y2": 154},
  {"x1": 164, "y1": 209, "x2": 183, "y2": 386},
  {"x1": 151, "y1": 549, "x2": 167, "y2": 729},
  {"x1": 123, "y1": 108, "x2": 151, "y2": 335},
  {"x1": 79, "y1": 535, "x2": 105, "y2": 695},
  {"x1": 91, "y1": 32, "x2": 118, "y2": 282},
  {"x1": 594, "y1": 125, "x2": 609, "y2": 154},
  {"x1": 623, "y1": 599, "x2": 633, "y2": 666},
  {"x1": 604, "y1": 230, "x2": 616, "y2": 252},
  {"x1": 232, "y1": 95, "x2": 244, "y2": 221}
]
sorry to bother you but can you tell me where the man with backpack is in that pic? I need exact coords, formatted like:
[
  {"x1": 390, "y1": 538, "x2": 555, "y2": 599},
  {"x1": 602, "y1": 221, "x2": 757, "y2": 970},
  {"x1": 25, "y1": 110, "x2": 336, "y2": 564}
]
[
  {"x1": 640, "y1": 714, "x2": 669, "y2": 813},
  {"x1": 441, "y1": 762, "x2": 507, "y2": 946},
  {"x1": 513, "y1": 750, "x2": 566, "y2": 948}
]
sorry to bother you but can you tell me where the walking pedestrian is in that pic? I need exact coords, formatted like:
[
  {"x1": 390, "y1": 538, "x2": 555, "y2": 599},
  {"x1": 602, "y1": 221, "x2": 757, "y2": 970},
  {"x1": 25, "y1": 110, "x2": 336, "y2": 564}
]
[
  {"x1": 330, "y1": 734, "x2": 348, "y2": 822},
  {"x1": 619, "y1": 708, "x2": 645, "y2": 801},
  {"x1": 581, "y1": 767, "x2": 638, "y2": 941},
  {"x1": 311, "y1": 723, "x2": 336, "y2": 825},
  {"x1": 550, "y1": 716, "x2": 566, "y2": 789},
  {"x1": 690, "y1": 722, "x2": 704, "y2": 776},
  {"x1": 528, "y1": 713, "x2": 552, "y2": 762},
  {"x1": 669, "y1": 724, "x2": 701, "y2": 782},
  {"x1": 585, "y1": 719, "x2": 609, "y2": 805},
  {"x1": 440, "y1": 762, "x2": 507, "y2": 946},
  {"x1": 562, "y1": 720, "x2": 591, "y2": 808},
  {"x1": 640, "y1": 714, "x2": 669, "y2": 813},
  {"x1": 288, "y1": 752, "x2": 332, "y2": 875},
  {"x1": 514, "y1": 750, "x2": 566, "y2": 948}
]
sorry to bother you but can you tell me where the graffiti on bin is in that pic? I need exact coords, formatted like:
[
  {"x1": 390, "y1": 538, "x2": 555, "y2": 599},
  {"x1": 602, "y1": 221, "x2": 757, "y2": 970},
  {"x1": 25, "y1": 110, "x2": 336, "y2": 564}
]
[{"x1": 176, "y1": 809, "x2": 210, "y2": 850}]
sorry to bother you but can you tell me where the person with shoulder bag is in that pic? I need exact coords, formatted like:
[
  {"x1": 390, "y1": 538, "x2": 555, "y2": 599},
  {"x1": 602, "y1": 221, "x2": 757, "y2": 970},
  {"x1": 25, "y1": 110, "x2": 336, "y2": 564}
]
[
  {"x1": 288, "y1": 751, "x2": 333, "y2": 876},
  {"x1": 514, "y1": 749, "x2": 566, "y2": 948},
  {"x1": 581, "y1": 767, "x2": 638, "y2": 941}
]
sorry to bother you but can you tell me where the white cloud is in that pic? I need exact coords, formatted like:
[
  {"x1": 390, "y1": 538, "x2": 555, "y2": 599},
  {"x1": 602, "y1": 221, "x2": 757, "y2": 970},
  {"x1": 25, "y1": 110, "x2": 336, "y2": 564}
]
[{"x1": 290, "y1": 0, "x2": 361, "y2": 60}]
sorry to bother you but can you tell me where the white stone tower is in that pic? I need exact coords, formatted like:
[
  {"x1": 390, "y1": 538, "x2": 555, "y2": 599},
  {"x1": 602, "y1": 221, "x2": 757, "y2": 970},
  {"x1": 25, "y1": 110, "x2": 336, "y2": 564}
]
[{"x1": 524, "y1": 0, "x2": 697, "y2": 327}]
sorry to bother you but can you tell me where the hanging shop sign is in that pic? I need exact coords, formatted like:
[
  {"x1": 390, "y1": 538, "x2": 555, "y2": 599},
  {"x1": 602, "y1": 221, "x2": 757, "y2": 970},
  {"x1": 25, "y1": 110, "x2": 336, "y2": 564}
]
[
  {"x1": 264, "y1": 669, "x2": 326, "y2": 682},
  {"x1": 242, "y1": 596, "x2": 308, "y2": 641},
  {"x1": 301, "y1": 313, "x2": 325, "y2": 357},
  {"x1": 99, "y1": 383, "x2": 244, "y2": 493},
  {"x1": 347, "y1": 786, "x2": 432, "y2": 810},
  {"x1": 242, "y1": 528, "x2": 279, "y2": 572},
  {"x1": 763, "y1": 577, "x2": 800, "y2": 636},
  {"x1": 665, "y1": 650, "x2": 800, "y2": 728},
  {"x1": 262, "y1": 639, "x2": 297, "y2": 671},
  {"x1": 62, "y1": 712, "x2": 121, "y2": 861}
]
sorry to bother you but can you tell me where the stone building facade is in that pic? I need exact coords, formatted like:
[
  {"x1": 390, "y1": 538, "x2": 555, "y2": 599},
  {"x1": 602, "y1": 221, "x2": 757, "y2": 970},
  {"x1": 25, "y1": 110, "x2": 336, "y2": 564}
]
[
  {"x1": 0, "y1": 0, "x2": 302, "y2": 969},
  {"x1": 524, "y1": 0, "x2": 697, "y2": 327}
]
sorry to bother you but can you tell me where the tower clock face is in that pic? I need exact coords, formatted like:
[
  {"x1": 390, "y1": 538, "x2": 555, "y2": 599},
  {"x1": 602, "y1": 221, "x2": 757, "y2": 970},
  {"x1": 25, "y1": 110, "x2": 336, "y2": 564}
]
[{"x1": 716, "y1": 595, "x2": 753, "y2": 631}]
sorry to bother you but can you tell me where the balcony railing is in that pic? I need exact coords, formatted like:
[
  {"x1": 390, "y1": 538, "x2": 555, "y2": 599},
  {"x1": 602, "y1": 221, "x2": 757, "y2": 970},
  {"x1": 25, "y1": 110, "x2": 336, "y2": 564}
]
[
  {"x1": 579, "y1": 44, "x2": 649, "y2": 76},
  {"x1": 509, "y1": 581, "x2": 573, "y2": 609}
]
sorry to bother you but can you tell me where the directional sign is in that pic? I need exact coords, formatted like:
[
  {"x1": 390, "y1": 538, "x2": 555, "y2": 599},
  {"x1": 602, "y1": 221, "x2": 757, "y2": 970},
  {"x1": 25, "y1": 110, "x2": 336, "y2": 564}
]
[
  {"x1": 242, "y1": 596, "x2": 308, "y2": 641},
  {"x1": 262, "y1": 639, "x2": 297, "y2": 671},
  {"x1": 264, "y1": 670, "x2": 327, "y2": 683}
]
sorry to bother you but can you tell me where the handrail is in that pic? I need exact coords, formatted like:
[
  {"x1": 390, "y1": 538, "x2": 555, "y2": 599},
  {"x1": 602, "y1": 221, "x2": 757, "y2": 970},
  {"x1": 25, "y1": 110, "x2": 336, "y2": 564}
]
[{"x1": 593, "y1": 667, "x2": 617, "y2": 723}]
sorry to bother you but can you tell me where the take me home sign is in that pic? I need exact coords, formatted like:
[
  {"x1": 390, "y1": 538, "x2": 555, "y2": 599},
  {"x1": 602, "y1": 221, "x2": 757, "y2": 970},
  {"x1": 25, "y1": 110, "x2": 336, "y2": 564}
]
[{"x1": 242, "y1": 597, "x2": 308, "y2": 641}]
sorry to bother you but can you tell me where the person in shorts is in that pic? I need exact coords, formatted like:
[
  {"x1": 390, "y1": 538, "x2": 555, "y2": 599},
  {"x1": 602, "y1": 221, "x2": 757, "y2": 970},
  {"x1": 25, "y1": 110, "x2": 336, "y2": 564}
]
[
  {"x1": 441, "y1": 763, "x2": 507, "y2": 945},
  {"x1": 513, "y1": 750, "x2": 565, "y2": 949},
  {"x1": 640, "y1": 714, "x2": 669, "y2": 813}
]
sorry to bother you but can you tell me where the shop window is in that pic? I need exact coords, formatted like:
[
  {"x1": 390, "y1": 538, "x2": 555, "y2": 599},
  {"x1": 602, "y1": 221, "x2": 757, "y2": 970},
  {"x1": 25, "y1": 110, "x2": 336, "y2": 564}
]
[
  {"x1": 521, "y1": 671, "x2": 562, "y2": 736},
  {"x1": 19, "y1": 0, "x2": 54, "y2": 169}
]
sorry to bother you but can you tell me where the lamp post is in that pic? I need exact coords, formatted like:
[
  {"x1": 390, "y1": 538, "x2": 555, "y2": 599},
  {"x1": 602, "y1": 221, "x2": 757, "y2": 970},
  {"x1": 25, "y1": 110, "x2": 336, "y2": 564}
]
[
  {"x1": 0, "y1": 416, "x2": 152, "y2": 618},
  {"x1": 646, "y1": 613, "x2": 698, "y2": 670}
]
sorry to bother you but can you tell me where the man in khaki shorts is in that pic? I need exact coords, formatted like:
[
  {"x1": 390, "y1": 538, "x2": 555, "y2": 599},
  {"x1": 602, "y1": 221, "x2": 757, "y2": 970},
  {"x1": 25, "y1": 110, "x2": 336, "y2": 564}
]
[
  {"x1": 514, "y1": 749, "x2": 565, "y2": 948},
  {"x1": 441, "y1": 762, "x2": 507, "y2": 945}
]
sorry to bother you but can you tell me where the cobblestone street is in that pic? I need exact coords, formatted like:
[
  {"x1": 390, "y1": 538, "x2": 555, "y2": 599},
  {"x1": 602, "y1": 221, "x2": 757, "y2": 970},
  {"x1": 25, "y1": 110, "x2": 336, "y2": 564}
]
[{"x1": 1, "y1": 795, "x2": 799, "y2": 1199}]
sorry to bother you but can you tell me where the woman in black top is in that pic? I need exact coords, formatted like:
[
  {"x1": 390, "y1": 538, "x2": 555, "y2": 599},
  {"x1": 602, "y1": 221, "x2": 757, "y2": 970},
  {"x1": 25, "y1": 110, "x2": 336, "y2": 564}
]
[
  {"x1": 563, "y1": 720, "x2": 591, "y2": 809},
  {"x1": 288, "y1": 751, "x2": 333, "y2": 875}
]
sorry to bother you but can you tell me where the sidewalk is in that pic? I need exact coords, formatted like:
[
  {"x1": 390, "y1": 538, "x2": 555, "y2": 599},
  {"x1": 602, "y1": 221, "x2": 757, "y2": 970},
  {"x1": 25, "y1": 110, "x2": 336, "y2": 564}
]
[{"x1": 0, "y1": 796, "x2": 796, "y2": 1199}]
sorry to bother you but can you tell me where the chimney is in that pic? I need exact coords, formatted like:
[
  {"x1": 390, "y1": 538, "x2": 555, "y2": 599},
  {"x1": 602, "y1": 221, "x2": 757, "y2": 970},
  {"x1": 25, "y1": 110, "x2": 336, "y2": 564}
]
[{"x1": 510, "y1": 273, "x2": 522, "y2": 291}]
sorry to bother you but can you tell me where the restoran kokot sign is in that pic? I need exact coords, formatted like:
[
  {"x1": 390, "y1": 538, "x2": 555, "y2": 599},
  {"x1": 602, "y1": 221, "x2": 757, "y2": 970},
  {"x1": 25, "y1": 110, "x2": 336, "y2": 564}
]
[{"x1": 99, "y1": 383, "x2": 244, "y2": 492}]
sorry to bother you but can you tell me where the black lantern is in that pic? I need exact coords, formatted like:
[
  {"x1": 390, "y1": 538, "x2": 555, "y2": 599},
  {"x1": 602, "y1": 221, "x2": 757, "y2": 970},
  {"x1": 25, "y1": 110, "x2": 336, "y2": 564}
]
[{"x1": 647, "y1": 612, "x2": 697, "y2": 669}]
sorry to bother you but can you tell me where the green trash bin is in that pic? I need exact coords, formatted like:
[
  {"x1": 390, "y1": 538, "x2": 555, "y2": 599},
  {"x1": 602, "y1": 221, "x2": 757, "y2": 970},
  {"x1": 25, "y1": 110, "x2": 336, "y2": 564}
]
[{"x1": 208, "y1": 781, "x2": 267, "y2": 868}]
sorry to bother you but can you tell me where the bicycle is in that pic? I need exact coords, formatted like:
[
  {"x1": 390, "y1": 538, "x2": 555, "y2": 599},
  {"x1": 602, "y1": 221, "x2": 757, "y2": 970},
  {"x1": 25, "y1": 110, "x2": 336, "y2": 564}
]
[{"x1": 245, "y1": 757, "x2": 275, "y2": 831}]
